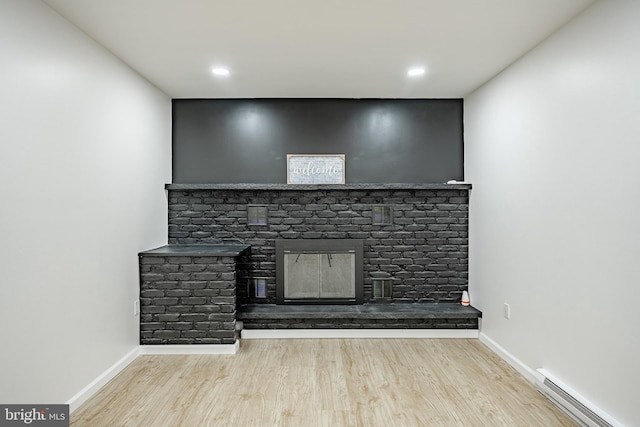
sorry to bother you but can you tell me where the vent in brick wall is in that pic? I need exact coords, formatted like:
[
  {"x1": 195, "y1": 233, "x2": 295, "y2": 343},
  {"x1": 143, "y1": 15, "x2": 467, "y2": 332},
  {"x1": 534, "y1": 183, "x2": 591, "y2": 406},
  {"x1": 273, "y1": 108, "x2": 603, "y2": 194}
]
[
  {"x1": 373, "y1": 279, "x2": 392, "y2": 298},
  {"x1": 372, "y1": 205, "x2": 393, "y2": 225},
  {"x1": 247, "y1": 205, "x2": 268, "y2": 225},
  {"x1": 248, "y1": 278, "x2": 268, "y2": 298}
]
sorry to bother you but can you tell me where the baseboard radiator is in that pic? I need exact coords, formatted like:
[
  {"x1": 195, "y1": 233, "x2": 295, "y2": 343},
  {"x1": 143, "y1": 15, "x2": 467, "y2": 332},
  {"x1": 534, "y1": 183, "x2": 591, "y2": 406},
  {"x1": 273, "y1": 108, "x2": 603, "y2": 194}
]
[{"x1": 535, "y1": 369, "x2": 618, "y2": 427}]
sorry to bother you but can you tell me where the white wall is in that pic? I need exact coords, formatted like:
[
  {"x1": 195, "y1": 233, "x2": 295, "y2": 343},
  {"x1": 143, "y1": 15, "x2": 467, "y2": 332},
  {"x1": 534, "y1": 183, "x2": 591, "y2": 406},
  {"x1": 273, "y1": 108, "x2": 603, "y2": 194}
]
[
  {"x1": 465, "y1": 1, "x2": 640, "y2": 425},
  {"x1": 0, "y1": 0, "x2": 170, "y2": 405}
]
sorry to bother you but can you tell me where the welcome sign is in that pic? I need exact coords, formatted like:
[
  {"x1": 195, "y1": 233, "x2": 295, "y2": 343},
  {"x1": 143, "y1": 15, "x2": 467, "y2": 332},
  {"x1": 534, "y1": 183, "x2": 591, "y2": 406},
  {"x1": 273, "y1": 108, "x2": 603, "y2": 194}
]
[{"x1": 287, "y1": 154, "x2": 345, "y2": 184}]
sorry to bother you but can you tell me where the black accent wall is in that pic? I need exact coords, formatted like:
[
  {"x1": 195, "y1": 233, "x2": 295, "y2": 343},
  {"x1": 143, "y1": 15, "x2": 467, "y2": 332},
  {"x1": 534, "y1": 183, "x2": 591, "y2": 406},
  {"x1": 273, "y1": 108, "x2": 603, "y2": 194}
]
[{"x1": 172, "y1": 99, "x2": 463, "y2": 184}]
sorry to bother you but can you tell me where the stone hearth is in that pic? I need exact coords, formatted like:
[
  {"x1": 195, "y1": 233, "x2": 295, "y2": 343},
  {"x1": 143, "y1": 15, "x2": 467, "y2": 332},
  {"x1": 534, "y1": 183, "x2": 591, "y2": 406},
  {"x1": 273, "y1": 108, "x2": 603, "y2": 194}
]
[{"x1": 238, "y1": 303, "x2": 481, "y2": 329}]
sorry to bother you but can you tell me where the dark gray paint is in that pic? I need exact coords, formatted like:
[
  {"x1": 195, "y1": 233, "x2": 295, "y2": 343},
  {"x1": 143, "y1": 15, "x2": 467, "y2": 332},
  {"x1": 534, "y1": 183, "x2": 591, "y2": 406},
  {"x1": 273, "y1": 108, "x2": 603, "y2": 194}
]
[{"x1": 172, "y1": 99, "x2": 463, "y2": 184}]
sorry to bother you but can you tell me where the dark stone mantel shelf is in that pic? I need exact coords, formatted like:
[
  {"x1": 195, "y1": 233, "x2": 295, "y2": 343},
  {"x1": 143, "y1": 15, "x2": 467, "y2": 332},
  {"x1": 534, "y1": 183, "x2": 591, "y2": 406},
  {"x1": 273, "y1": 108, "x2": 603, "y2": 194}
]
[
  {"x1": 165, "y1": 183, "x2": 472, "y2": 191},
  {"x1": 139, "y1": 244, "x2": 251, "y2": 257}
]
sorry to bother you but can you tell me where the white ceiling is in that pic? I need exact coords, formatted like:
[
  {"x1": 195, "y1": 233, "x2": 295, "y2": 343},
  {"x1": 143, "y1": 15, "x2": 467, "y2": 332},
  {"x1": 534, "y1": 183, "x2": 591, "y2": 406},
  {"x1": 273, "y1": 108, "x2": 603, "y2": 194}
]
[{"x1": 42, "y1": 0, "x2": 595, "y2": 99}]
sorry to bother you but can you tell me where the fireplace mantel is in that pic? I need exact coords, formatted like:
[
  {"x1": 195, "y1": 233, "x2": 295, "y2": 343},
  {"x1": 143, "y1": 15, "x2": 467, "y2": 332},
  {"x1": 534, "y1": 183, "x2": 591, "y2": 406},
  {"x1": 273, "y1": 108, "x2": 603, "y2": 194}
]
[{"x1": 165, "y1": 183, "x2": 471, "y2": 191}]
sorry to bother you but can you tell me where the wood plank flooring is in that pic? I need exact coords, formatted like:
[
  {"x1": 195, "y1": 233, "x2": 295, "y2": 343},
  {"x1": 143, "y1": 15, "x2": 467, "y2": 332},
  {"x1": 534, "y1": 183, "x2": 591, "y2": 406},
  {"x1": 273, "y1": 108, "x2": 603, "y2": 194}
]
[{"x1": 71, "y1": 339, "x2": 577, "y2": 426}]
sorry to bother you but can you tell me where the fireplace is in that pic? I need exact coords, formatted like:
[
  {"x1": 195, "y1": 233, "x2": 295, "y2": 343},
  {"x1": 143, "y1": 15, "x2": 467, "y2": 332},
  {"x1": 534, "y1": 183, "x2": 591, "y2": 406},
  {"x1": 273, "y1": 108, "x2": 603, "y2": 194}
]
[
  {"x1": 168, "y1": 184, "x2": 471, "y2": 305},
  {"x1": 276, "y1": 239, "x2": 363, "y2": 304}
]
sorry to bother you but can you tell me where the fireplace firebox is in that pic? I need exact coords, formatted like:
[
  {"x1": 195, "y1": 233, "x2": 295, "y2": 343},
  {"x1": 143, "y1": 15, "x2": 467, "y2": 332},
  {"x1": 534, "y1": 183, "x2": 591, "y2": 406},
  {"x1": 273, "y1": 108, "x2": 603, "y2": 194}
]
[{"x1": 276, "y1": 240, "x2": 363, "y2": 304}]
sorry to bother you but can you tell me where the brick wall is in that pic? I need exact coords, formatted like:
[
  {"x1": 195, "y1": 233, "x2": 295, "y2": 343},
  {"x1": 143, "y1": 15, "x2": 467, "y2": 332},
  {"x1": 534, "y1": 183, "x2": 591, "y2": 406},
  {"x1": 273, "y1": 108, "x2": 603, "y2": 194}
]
[
  {"x1": 167, "y1": 186, "x2": 469, "y2": 305},
  {"x1": 139, "y1": 255, "x2": 237, "y2": 344}
]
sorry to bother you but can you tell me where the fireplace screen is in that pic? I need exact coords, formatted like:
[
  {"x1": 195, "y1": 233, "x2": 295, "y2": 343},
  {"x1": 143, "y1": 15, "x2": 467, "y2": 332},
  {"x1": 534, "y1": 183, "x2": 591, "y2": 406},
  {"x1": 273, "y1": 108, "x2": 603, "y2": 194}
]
[
  {"x1": 276, "y1": 239, "x2": 363, "y2": 304},
  {"x1": 284, "y1": 252, "x2": 355, "y2": 299}
]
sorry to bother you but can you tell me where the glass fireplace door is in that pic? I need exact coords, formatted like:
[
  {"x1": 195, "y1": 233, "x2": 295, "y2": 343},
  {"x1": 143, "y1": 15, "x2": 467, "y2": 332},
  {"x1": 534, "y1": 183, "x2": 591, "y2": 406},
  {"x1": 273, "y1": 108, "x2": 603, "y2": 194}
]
[{"x1": 283, "y1": 252, "x2": 355, "y2": 300}]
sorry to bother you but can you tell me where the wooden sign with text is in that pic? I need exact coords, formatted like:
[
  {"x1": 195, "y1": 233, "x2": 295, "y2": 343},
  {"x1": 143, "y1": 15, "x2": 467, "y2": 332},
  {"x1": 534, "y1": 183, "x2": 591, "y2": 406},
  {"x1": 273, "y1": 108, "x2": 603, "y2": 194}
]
[{"x1": 287, "y1": 154, "x2": 345, "y2": 184}]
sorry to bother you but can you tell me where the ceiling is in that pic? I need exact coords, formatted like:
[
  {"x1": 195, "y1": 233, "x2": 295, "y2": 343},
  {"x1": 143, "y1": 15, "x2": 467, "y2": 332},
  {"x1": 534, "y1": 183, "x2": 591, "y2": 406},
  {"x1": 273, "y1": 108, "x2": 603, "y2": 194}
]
[{"x1": 42, "y1": 0, "x2": 595, "y2": 99}]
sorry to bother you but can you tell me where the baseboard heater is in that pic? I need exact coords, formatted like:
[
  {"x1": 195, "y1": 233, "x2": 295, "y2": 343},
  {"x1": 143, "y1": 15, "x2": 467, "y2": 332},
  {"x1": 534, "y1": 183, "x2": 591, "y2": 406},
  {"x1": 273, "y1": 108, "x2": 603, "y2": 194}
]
[{"x1": 535, "y1": 369, "x2": 618, "y2": 427}]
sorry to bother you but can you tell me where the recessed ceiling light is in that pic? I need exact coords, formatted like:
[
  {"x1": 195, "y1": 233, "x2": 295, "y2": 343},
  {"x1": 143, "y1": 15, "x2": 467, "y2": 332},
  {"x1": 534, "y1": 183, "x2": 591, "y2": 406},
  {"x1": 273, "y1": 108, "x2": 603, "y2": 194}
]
[
  {"x1": 212, "y1": 67, "x2": 230, "y2": 76},
  {"x1": 407, "y1": 67, "x2": 426, "y2": 77}
]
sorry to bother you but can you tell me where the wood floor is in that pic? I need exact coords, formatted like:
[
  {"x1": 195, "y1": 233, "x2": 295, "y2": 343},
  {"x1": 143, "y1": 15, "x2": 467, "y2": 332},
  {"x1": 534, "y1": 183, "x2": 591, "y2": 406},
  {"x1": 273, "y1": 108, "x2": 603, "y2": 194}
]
[{"x1": 71, "y1": 339, "x2": 577, "y2": 427}]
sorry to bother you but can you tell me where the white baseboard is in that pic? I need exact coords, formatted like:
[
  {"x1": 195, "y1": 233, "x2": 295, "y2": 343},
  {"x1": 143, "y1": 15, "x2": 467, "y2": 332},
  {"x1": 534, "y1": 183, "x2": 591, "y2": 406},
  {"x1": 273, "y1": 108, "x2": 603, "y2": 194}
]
[
  {"x1": 535, "y1": 368, "x2": 622, "y2": 427},
  {"x1": 480, "y1": 333, "x2": 623, "y2": 427},
  {"x1": 66, "y1": 342, "x2": 240, "y2": 413},
  {"x1": 68, "y1": 330, "x2": 478, "y2": 415},
  {"x1": 66, "y1": 346, "x2": 140, "y2": 413},
  {"x1": 241, "y1": 329, "x2": 479, "y2": 339},
  {"x1": 140, "y1": 342, "x2": 240, "y2": 355},
  {"x1": 478, "y1": 332, "x2": 538, "y2": 384}
]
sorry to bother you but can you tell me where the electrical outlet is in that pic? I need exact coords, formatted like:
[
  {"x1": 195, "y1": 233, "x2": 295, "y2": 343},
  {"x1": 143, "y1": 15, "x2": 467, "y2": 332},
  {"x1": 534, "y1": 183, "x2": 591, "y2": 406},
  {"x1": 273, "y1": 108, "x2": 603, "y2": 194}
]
[
  {"x1": 503, "y1": 303, "x2": 511, "y2": 319},
  {"x1": 134, "y1": 299, "x2": 140, "y2": 316}
]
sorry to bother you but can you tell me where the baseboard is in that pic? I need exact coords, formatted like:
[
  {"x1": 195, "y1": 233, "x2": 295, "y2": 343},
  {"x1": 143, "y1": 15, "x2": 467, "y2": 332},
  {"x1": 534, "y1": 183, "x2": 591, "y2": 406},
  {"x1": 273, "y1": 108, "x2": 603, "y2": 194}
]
[
  {"x1": 139, "y1": 342, "x2": 240, "y2": 355},
  {"x1": 480, "y1": 333, "x2": 623, "y2": 427},
  {"x1": 478, "y1": 332, "x2": 538, "y2": 384},
  {"x1": 536, "y1": 368, "x2": 622, "y2": 427},
  {"x1": 241, "y1": 329, "x2": 479, "y2": 339},
  {"x1": 66, "y1": 342, "x2": 240, "y2": 413},
  {"x1": 66, "y1": 346, "x2": 140, "y2": 413},
  {"x1": 68, "y1": 331, "x2": 477, "y2": 414}
]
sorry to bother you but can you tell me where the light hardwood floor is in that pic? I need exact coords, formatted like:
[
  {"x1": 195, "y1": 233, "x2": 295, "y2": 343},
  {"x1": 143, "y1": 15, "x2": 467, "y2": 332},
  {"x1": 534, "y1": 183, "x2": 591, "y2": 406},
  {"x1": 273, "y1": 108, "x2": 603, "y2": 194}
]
[{"x1": 71, "y1": 339, "x2": 577, "y2": 426}]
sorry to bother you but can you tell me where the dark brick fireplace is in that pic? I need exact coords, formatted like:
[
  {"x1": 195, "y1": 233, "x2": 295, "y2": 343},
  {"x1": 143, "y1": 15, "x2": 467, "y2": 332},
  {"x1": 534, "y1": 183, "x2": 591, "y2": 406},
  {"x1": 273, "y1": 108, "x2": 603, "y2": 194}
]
[
  {"x1": 139, "y1": 182, "x2": 479, "y2": 343},
  {"x1": 166, "y1": 183, "x2": 470, "y2": 306}
]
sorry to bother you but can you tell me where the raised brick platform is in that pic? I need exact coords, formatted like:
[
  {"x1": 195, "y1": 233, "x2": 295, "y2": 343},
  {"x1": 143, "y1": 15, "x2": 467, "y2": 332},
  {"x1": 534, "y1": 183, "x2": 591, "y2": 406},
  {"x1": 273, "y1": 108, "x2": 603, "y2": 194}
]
[
  {"x1": 138, "y1": 244, "x2": 250, "y2": 345},
  {"x1": 238, "y1": 303, "x2": 481, "y2": 329}
]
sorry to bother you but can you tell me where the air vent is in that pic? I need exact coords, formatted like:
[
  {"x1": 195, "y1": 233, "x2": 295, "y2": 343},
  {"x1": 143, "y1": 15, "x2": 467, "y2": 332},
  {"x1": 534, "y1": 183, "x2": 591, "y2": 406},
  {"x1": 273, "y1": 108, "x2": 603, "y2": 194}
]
[
  {"x1": 247, "y1": 205, "x2": 268, "y2": 226},
  {"x1": 372, "y1": 279, "x2": 392, "y2": 298},
  {"x1": 372, "y1": 205, "x2": 393, "y2": 225},
  {"x1": 248, "y1": 278, "x2": 268, "y2": 298}
]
